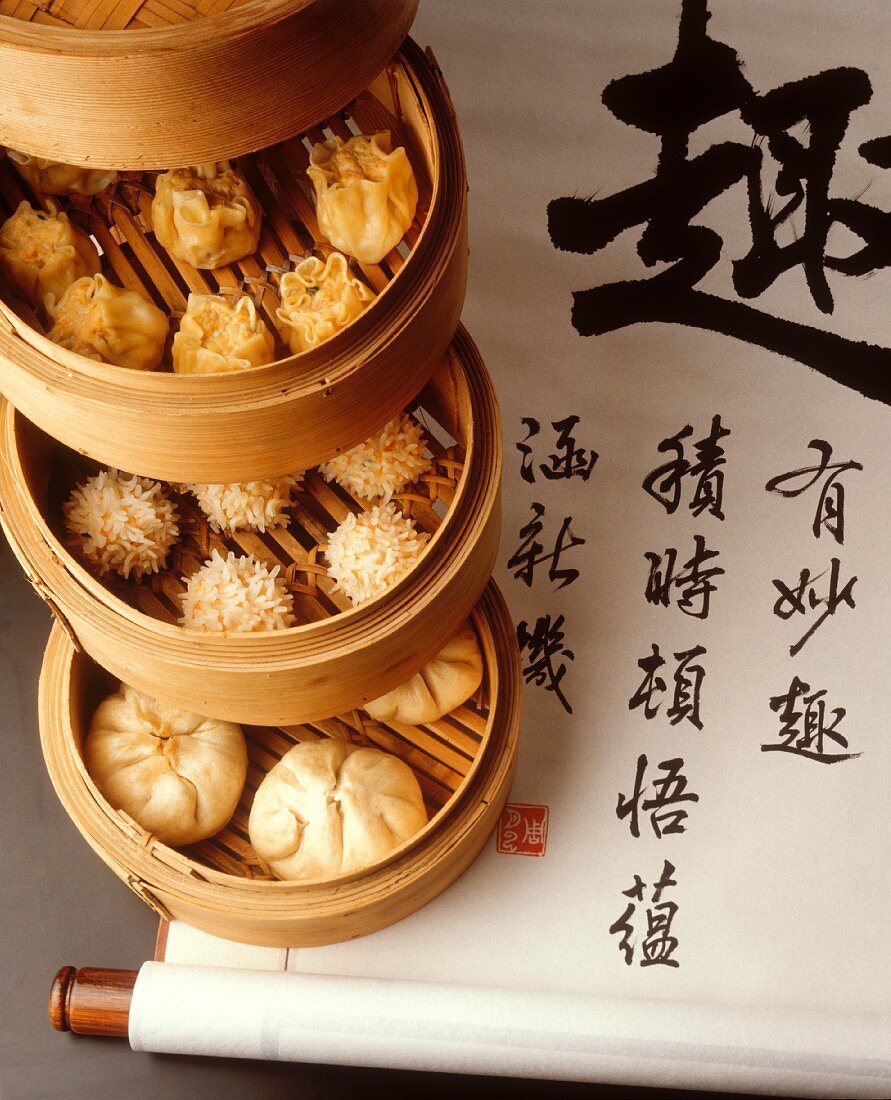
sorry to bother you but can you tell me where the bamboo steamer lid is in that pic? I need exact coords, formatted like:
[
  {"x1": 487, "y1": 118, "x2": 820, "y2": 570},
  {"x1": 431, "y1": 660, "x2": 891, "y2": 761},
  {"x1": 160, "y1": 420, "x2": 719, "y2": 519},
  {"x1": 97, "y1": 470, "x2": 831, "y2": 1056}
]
[
  {"x1": 0, "y1": 40, "x2": 467, "y2": 482},
  {"x1": 0, "y1": 0, "x2": 418, "y2": 170},
  {"x1": 39, "y1": 583, "x2": 522, "y2": 947},
  {"x1": 0, "y1": 326, "x2": 502, "y2": 725}
]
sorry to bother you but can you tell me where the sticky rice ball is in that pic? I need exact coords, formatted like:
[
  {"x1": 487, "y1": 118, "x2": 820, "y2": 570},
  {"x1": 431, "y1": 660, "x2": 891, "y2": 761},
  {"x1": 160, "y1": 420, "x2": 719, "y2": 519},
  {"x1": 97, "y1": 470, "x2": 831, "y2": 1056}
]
[{"x1": 64, "y1": 469, "x2": 179, "y2": 580}]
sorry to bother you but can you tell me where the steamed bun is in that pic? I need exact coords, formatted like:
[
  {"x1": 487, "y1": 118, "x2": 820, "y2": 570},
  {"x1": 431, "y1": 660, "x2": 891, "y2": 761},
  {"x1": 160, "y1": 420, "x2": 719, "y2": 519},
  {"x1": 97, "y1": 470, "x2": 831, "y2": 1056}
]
[
  {"x1": 249, "y1": 739, "x2": 427, "y2": 880},
  {"x1": 363, "y1": 624, "x2": 483, "y2": 726},
  {"x1": 85, "y1": 684, "x2": 247, "y2": 847}
]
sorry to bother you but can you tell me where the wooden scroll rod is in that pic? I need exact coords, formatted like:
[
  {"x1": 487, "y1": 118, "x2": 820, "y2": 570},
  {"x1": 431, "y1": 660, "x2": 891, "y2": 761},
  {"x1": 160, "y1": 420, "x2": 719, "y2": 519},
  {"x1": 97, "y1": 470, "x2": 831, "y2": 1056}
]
[{"x1": 50, "y1": 966, "x2": 136, "y2": 1038}]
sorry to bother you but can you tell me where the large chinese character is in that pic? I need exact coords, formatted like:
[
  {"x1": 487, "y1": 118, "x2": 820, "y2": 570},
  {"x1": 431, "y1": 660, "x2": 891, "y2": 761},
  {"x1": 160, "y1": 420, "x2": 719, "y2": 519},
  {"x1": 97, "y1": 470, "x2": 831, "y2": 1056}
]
[
  {"x1": 640, "y1": 898, "x2": 681, "y2": 969},
  {"x1": 772, "y1": 557, "x2": 857, "y2": 656},
  {"x1": 643, "y1": 415, "x2": 730, "y2": 520},
  {"x1": 507, "y1": 502, "x2": 586, "y2": 589},
  {"x1": 763, "y1": 677, "x2": 861, "y2": 763},
  {"x1": 628, "y1": 644, "x2": 667, "y2": 720},
  {"x1": 547, "y1": 0, "x2": 891, "y2": 406},
  {"x1": 616, "y1": 755, "x2": 699, "y2": 839},
  {"x1": 517, "y1": 614, "x2": 575, "y2": 714},
  {"x1": 516, "y1": 417, "x2": 541, "y2": 485},
  {"x1": 765, "y1": 439, "x2": 863, "y2": 544}
]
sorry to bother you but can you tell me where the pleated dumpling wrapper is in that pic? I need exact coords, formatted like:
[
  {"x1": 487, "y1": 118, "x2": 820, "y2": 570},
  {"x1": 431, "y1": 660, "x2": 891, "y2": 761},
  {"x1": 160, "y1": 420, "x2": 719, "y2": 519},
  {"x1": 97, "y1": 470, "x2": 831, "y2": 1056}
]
[
  {"x1": 85, "y1": 684, "x2": 248, "y2": 848},
  {"x1": 307, "y1": 132, "x2": 418, "y2": 265},
  {"x1": 0, "y1": 201, "x2": 100, "y2": 308},
  {"x1": 173, "y1": 293, "x2": 276, "y2": 374},
  {"x1": 152, "y1": 161, "x2": 262, "y2": 270},
  {"x1": 249, "y1": 739, "x2": 427, "y2": 880},
  {"x1": 364, "y1": 623, "x2": 483, "y2": 726},
  {"x1": 46, "y1": 274, "x2": 169, "y2": 371},
  {"x1": 276, "y1": 252, "x2": 374, "y2": 355},
  {"x1": 7, "y1": 150, "x2": 118, "y2": 197}
]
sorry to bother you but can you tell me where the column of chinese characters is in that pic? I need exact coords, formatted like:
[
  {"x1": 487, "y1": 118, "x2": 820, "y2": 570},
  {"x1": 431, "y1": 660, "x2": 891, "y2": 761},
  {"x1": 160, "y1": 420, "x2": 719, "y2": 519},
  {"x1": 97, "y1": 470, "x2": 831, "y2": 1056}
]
[
  {"x1": 510, "y1": 416, "x2": 598, "y2": 715},
  {"x1": 763, "y1": 440, "x2": 863, "y2": 762},
  {"x1": 611, "y1": 417, "x2": 730, "y2": 966},
  {"x1": 631, "y1": 418, "x2": 727, "y2": 735}
]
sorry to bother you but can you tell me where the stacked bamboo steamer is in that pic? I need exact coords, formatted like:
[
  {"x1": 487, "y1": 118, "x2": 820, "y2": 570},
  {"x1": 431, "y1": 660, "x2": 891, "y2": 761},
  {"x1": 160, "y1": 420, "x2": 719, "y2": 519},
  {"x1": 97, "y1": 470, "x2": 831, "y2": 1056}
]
[{"x1": 0, "y1": 0, "x2": 521, "y2": 946}]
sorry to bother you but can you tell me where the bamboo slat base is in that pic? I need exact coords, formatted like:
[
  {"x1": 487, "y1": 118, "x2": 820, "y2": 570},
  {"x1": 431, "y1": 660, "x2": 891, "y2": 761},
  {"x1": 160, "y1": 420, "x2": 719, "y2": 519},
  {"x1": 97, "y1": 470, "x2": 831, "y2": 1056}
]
[
  {"x1": 39, "y1": 581, "x2": 521, "y2": 947},
  {"x1": 0, "y1": 39, "x2": 467, "y2": 483}
]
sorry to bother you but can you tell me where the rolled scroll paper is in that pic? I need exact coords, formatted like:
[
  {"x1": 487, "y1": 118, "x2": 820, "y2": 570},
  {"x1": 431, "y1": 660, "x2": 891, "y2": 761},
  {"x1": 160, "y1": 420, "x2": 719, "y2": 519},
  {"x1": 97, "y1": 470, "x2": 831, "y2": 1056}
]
[{"x1": 120, "y1": 961, "x2": 891, "y2": 1095}]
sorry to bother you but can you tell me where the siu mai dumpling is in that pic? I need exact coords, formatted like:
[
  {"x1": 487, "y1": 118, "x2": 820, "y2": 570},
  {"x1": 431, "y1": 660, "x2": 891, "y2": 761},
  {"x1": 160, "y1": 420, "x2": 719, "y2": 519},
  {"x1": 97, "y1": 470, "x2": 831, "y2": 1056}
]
[
  {"x1": 152, "y1": 162, "x2": 262, "y2": 269},
  {"x1": 7, "y1": 150, "x2": 118, "y2": 196},
  {"x1": 85, "y1": 684, "x2": 247, "y2": 848},
  {"x1": 249, "y1": 739, "x2": 427, "y2": 880},
  {"x1": 173, "y1": 293, "x2": 276, "y2": 374},
  {"x1": 46, "y1": 274, "x2": 168, "y2": 371},
  {"x1": 364, "y1": 624, "x2": 483, "y2": 726},
  {"x1": 0, "y1": 201, "x2": 101, "y2": 308},
  {"x1": 275, "y1": 253, "x2": 374, "y2": 354},
  {"x1": 307, "y1": 133, "x2": 418, "y2": 264}
]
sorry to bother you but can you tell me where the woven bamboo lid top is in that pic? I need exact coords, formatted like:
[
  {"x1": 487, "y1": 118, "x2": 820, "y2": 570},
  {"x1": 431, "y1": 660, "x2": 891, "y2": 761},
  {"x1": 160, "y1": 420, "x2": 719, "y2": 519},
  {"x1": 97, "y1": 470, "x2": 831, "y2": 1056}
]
[
  {"x1": 0, "y1": 0, "x2": 249, "y2": 32},
  {"x1": 0, "y1": 0, "x2": 420, "y2": 169}
]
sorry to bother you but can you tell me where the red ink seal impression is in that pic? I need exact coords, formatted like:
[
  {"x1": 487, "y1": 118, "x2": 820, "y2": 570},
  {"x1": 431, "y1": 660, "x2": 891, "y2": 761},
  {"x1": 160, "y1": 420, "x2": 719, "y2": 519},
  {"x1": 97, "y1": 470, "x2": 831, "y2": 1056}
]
[{"x1": 496, "y1": 803, "x2": 549, "y2": 857}]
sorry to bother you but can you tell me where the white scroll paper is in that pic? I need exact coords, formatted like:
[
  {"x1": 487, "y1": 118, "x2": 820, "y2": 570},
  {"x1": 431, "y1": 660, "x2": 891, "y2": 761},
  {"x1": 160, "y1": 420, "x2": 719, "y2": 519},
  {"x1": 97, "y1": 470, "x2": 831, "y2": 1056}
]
[{"x1": 129, "y1": 955, "x2": 891, "y2": 1095}]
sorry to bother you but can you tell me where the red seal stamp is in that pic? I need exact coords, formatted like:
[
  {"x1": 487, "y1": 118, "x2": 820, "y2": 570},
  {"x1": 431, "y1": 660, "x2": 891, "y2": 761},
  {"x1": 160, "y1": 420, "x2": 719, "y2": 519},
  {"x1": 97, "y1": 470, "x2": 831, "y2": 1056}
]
[{"x1": 496, "y1": 803, "x2": 549, "y2": 857}]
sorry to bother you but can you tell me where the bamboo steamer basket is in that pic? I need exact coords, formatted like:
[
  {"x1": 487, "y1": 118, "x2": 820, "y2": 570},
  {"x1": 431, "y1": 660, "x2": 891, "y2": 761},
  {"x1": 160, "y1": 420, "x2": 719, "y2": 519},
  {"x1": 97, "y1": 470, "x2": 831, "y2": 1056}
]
[
  {"x1": 39, "y1": 583, "x2": 521, "y2": 947},
  {"x1": 0, "y1": 326, "x2": 501, "y2": 725},
  {"x1": 0, "y1": 38, "x2": 467, "y2": 482},
  {"x1": 0, "y1": 0, "x2": 418, "y2": 170}
]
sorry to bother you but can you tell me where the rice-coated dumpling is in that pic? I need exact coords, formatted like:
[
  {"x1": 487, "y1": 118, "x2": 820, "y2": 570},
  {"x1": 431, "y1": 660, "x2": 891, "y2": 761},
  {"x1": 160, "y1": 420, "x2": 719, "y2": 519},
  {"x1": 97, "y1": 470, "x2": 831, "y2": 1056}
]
[{"x1": 64, "y1": 468, "x2": 179, "y2": 580}]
